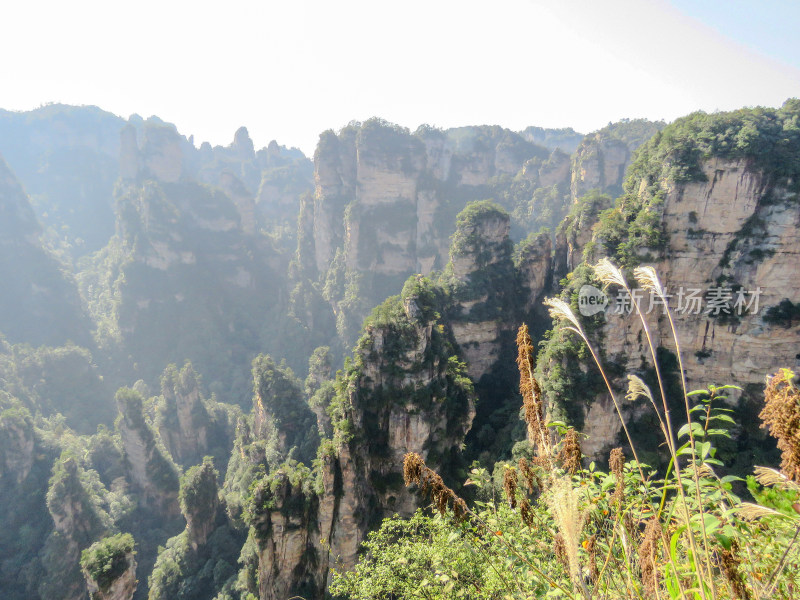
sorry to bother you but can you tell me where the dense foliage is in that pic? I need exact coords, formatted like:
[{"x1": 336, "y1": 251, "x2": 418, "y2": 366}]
[{"x1": 80, "y1": 532, "x2": 135, "y2": 592}]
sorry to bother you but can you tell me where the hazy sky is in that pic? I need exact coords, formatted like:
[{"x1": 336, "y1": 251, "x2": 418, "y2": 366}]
[{"x1": 2, "y1": 0, "x2": 798, "y2": 155}]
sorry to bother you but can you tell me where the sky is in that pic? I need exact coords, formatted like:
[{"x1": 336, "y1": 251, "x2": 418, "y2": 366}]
[{"x1": 1, "y1": 0, "x2": 798, "y2": 155}]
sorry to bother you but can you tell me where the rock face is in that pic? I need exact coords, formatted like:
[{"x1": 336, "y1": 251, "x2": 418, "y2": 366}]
[
  {"x1": 181, "y1": 461, "x2": 221, "y2": 549},
  {"x1": 115, "y1": 389, "x2": 181, "y2": 519},
  {"x1": 304, "y1": 121, "x2": 557, "y2": 342},
  {"x1": 0, "y1": 104, "x2": 124, "y2": 256},
  {"x1": 81, "y1": 535, "x2": 138, "y2": 600},
  {"x1": 300, "y1": 118, "x2": 661, "y2": 349},
  {"x1": 83, "y1": 551, "x2": 137, "y2": 600},
  {"x1": 0, "y1": 404, "x2": 35, "y2": 484},
  {"x1": 248, "y1": 282, "x2": 476, "y2": 599},
  {"x1": 446, "y1": 202, "x2": 517, "y2": 379},
  {"x1": 570, "y1": 119, "x2": 665, "y2": 202},
  {"x1": 156, "y1": 363, "x2": 211, "y2": 468},
  {"x1": 0, "y1": 154, "x2": 91, "y2": 346},
  {"x1": 602, "y1": 157, "x2": 800, "y2": 396},
  {"x1": 45, "y1": 455, "x2": 112, "y2": 600},
  {"x1": 539, "y1": 105, "x2": 800, "y2": 460}
]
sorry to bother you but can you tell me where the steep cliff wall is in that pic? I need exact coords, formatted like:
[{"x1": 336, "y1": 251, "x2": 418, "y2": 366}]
[
  {"x1": 570, "y1": 119, "x2": 665, "y2": 202},
  {"x1": 305, "y1": 120, "x2": 559, "y2": 343},
  {"x1": 238, "y1": 278, "x2": 476, "y2": 599},
  {"x1": 538, "y1": 102, "x2": 800, "y2": 460},
  {"x1": 82, "y1": 141, "x2": 292, "y2": 399}
]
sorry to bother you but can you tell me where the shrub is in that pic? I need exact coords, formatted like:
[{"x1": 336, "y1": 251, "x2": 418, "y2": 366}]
[{"x1": 80, "y1": 533, "x2": 135, "y2": 592}]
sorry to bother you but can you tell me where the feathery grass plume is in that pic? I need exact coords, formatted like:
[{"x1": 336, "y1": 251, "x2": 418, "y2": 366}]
[
  {"x1": 403, "y1": 452, "x2": 468, "y2": 521},
  {"x1": 503, "y1": 467, "x2": 519, "y2": 509},
  {"x1": 609, "y1": 447, "x2": 625, "y2": 504},
  {"x1": 634, "y1": 265, "x2": 667, "y2": 301},
  {"x1": 547, "y1": 475, "x2": 586, "y2": 589},
  {"x1": 544, "y1": 297, "x2": 585, "y2": 337},
  {"x1": 718, "y1": 541, "x2": 750, "y2": 600},
  {"x1": 558, "y1": 428, "x2": 582, "y2": 476},
  {"x1": 753, "y1": 466, "x2": 793, "y2": 488},
  {"x1": 760, "y1": 369, "x2": 800, "y2": 481},
  {"x1": 638, "y1": 516, "x2": 662, "y2": 599},
  {"x1": 593, "y1": 257, "x2": 628, "y2": 290},
  {"x1": 516, "y1": 324, "x2": 548, "y2": 452},
  {"x1": 733, "y1": 502, "x2": 789, "y2": 521},
  {"x1": 626, "y1": 374, "x2": 654, "y2": 404}
]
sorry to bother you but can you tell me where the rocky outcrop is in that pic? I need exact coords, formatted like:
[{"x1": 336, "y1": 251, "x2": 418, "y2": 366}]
[
  {"x1": 570, "y1": 119, "x2": 665, "y2": 202},
  {"x1": 518, "y1": 231, "x2": 553, "y2": 311},
  {"x1": 81, "y1": 534, "x2": 138, "y2": 600},
  {"x1": 180, "y1": 460, "x2": 221, "y2": 549},
  {"x1": 156, "y1": 363, "x2": 212, "y2": 468},
  {"x1": 307, "y1": 121, "x2": 554, "y2": 340},
  {"x1": 247, "y1": 280, "x2": 476, "y2": 599},
  {"x1": 604, "y1": 157, "x2": 800, "y2": 394},
  {"x1": 115, "y1": 388, "x2": 181, "y2": 519},
  {"x1": 83, "y1": 552, "x2": 137, "y2": 600},
  {"x1": 304, "y1": 118, "x2": 663, "y2": 349},
  {"x1": 0, "y1": 104, "x2": 124, "y2": 255},
  {"x1": 540, "y1": 105, "x2": 800, "y2": 459},
  {"x1": 0, "y1": 400, "x2": 35, "y2": 484}
]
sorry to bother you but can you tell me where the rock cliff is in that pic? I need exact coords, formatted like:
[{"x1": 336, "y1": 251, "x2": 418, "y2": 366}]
[
  {"x1": 538, "y1": 102, "x2": 800, "y2": 461},
  {"x1": 115, "y1": 388, "x2": 181, "y2": 518},
  {"x1": 82, "y1": 538, "x2": 137, "y2": 600},
  {"x1": 299, "y1": 118, "x2": 661, "y2": 350},
  {"x1": 239, "y1": 278, "x2": 476, "y2": 599}
]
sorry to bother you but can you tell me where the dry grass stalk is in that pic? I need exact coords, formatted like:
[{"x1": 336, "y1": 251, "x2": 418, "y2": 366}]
[
  {"x1": 403, "y1": 452, "x2": 468, "y2": 521},
  {"x1": 553, "y1": 533, "x2": 569, "y2": 571},
  {"x1": 558, "y1": 428, "x2": 582, "y2": 476},
  {"x1": 760, "y1": 370, "x2": 800, "y2": 482},
  {"x1": 718, "y1": 541, "x2": 750, "y2": 600},
  {"x1": 518, "y1": 457, "x2": 540, "y2": 493},
  {"x1": 610, "y1": 447, "x2": 625, "y2": 504},
  {"x1": 503, "y1": 467, "x2": 519, "y2": 509},
  {"x1": 639, "y1": 516, "x2": 662, "y2": 598},
  {"x1": 520, "y1": 498, "x2": 535, "y2": 527},
  {"x1": 517, "y1": 324, "x2": 549, "y2": 455}
]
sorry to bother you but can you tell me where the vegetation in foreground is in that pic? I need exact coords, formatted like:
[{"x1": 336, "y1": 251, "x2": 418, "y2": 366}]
[{"x1": 332, "y1": 261, "x2": 800, "y2": 599}]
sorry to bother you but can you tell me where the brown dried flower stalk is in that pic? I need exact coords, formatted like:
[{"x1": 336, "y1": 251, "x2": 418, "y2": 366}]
[
  {"x1": 553, "y1": 533, "x2": 569, "y2": 571},
  {"x1": 760, "y1": 369, "x2": 800, "y2": 481},
  {"x1": 518, "y1": 458, "x2": 540, "y2": 493},
  {"x1": 520, "y1": 498, "x2": 535, "y2": 527},
  {"x1": 517, "y1": 324, "x2": 548, "y2": 455},
  {"x1": 503, "y1": 467, "x2": 519, "y2": 509},
  {"x1": 403, "y1": 452, "x2": 468, "y2": 521},
  {"x1": 719, "y1": 541, "x2": 750, "y2": 600},
  {"x1": 609, "y1": 447, "x2": 625, "y2": 504},
  {"x1": 558, "y1": 428, "x2": 582, "y2": 475},
  {"x1": 638, "y1": 516, "x2": 661, "y2": 598}
]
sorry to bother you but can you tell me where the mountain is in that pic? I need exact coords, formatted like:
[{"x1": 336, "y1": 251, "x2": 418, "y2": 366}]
[
  {"x1": 2, "y1": 99, "x2": 799, "y2": 600},
  {"x1": 0, "y1": 153, "x2": 92, "y2": 347}
]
